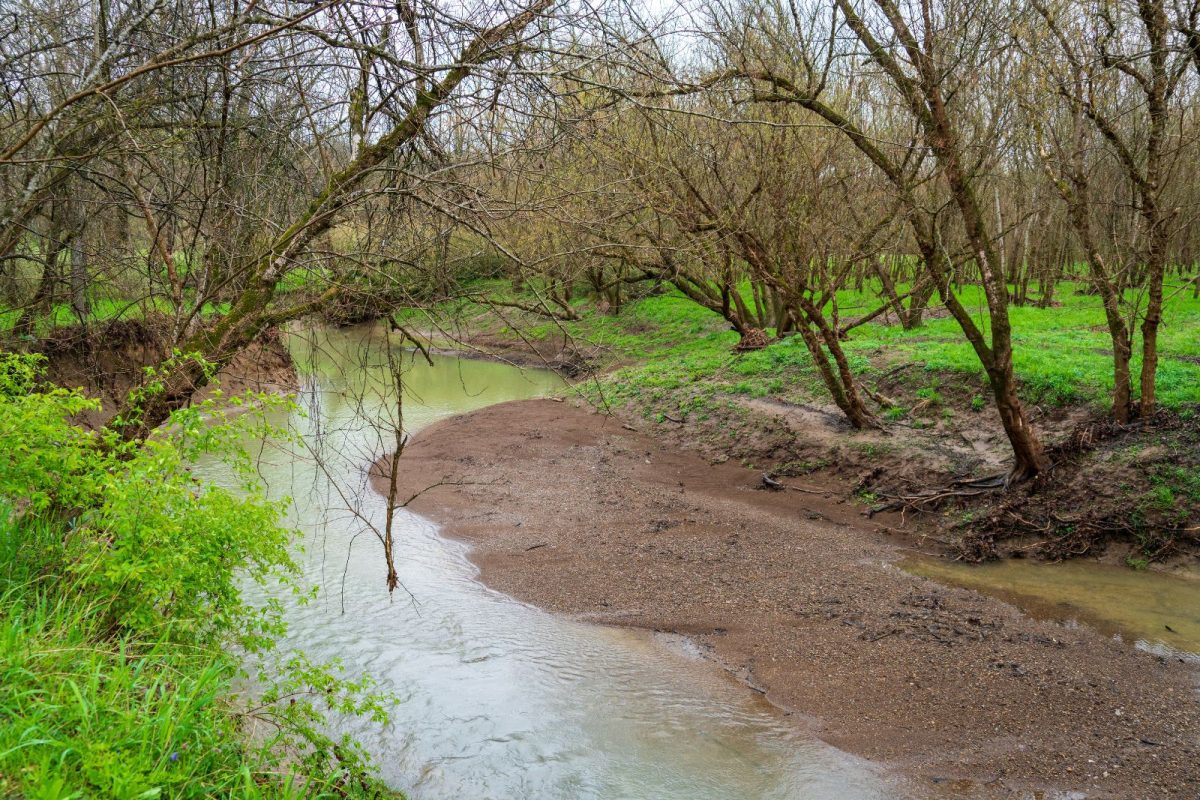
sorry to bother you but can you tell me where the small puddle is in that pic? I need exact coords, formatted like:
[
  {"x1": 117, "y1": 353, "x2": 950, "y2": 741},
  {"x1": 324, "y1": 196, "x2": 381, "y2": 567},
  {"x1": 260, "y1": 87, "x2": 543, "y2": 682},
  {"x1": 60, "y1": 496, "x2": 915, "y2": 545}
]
[{"x1": 902, "y1": 556, "x2": 1200, "y2": 661}]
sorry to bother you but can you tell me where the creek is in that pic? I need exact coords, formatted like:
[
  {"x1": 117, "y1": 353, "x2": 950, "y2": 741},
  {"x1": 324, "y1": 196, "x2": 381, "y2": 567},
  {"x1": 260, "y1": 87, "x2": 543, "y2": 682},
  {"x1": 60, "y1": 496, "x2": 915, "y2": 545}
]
[{"x1": 193, "y1": 323, "x2": 905, "y2": 800}]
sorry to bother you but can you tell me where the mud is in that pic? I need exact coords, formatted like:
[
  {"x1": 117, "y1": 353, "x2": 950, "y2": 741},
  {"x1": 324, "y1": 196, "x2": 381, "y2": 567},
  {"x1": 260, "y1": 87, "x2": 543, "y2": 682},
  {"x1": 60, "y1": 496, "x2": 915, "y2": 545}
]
[
  {"x1": 375, "y1": 398, "x2": 1199, "y2": 799},
  {"x1": 37, "y1": 318, "x2": 298, "y2": 427}
]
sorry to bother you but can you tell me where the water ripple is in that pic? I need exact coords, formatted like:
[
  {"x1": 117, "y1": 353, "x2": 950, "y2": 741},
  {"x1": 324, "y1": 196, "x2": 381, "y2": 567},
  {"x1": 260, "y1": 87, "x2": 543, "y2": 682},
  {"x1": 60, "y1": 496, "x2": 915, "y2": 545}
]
[{"x1": 193, "y1": 325, "x2": 908, "y2": 800}]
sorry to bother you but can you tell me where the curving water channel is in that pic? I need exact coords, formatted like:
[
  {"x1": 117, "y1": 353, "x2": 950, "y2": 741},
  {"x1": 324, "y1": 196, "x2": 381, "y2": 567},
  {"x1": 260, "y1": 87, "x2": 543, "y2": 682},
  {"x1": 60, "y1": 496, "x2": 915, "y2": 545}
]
[{"x1": 193, "y1": 324, "x2": 909, "y2": 800}]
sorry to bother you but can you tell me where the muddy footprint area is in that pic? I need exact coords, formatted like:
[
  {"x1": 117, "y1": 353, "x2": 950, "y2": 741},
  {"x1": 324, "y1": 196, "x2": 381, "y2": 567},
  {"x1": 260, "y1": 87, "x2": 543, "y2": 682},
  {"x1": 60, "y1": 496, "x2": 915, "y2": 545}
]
[{"x1": 377, "y1": 398, "x2": 1200, "y2": 800}]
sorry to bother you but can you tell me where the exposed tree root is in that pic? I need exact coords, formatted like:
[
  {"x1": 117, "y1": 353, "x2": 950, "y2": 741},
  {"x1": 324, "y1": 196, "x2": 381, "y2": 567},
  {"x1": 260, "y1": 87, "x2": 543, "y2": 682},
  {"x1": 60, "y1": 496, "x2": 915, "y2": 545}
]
[
  {"x1": 957, "y1": 507, "x2": 1198, "y2": 563},
  {"x1": 733, "y1": 328, "x2": 771, "y2": 352},
  {"x1": 867, "y1": 474, "x2": 1008, "y2": 517},
  {"x1": 1051, "y1": 409, "x2": 1179, "y2": 457}
]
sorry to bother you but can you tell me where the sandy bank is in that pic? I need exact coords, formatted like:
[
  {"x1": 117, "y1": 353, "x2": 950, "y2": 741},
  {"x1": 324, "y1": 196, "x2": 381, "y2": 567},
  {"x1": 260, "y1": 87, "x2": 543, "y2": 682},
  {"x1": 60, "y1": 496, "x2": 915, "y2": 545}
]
[{"x1": 372, "y1": 398, "x2": 1198, "y2": 799}]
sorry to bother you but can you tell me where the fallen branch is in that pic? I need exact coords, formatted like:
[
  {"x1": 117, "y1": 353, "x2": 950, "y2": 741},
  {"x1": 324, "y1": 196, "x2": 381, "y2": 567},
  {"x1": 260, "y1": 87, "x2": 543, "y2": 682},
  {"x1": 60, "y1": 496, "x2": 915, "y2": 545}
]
[
  {"x1": 859, "y1": 381, "x2": 898, "y2": 409},
  {"x1": 761, "y1": 473, "x2": 785, "y2": 490},
  {"x1": 868, "y1": 473, "x2": 1007, "y2": 517},
  {"x1": 761, "y1": 473, "x2": 829, "y2": 494}
]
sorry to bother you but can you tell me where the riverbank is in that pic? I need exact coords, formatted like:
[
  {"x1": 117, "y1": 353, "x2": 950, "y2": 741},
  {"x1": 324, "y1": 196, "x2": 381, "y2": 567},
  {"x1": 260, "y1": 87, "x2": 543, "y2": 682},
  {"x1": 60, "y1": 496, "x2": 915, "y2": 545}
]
[
  {"x1": 374, "y1": 398, "x2": 1199, "y2": 799},
  {"x1": 396, "y1": 284, "x2": 1200, "y2": 566},
  {"x1": 0, "y1": 350, "x2": 392, "y2": 798},
  {"x1": 34, "y1": 317, "x2": 298, "y2": 427}
]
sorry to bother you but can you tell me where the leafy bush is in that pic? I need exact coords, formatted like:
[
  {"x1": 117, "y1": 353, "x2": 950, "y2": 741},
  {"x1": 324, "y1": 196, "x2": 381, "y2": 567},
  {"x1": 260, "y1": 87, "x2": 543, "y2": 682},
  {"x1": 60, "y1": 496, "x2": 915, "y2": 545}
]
[{"x1": 0, "y1": 352, "x2": 398, "y2": 798}]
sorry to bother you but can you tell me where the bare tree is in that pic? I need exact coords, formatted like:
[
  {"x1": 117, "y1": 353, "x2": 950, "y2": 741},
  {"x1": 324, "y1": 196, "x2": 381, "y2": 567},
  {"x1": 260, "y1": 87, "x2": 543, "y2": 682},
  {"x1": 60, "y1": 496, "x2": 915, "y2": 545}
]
[{"x1": 1030, "y1": 0, "x2": 1195, "y2": 419}]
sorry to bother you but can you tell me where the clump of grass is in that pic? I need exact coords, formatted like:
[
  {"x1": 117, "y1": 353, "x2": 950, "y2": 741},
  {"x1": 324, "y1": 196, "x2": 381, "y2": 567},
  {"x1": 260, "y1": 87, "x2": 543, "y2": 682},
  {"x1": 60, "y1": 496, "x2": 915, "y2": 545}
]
[{"x1": 1144, "y1": 463, "x2": 1200, "y2": 524}]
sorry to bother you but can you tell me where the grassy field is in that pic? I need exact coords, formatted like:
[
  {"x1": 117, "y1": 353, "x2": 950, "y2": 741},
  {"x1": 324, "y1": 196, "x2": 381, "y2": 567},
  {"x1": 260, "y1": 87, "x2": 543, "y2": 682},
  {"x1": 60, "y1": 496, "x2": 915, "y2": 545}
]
[
  {"x1": 434, "y1": 280, "x2": 1200, "y2": 419},
  {"x1": 0, "y1": 297, "x2": 233, "y2": 338}
]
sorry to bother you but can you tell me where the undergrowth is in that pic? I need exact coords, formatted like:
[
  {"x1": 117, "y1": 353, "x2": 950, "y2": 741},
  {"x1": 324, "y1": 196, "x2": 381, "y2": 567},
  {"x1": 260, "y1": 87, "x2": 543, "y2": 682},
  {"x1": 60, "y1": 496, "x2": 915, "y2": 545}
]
[{"x1": 0, "y1": 352, "x2": 397, "y2": 798}]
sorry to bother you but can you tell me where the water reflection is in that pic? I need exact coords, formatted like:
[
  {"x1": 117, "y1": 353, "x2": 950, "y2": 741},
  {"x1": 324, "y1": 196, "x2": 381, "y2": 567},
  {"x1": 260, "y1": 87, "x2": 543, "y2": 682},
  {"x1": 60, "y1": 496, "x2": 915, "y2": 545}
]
[{"x1": 903, "y1": 556, "x2": 1200, "y2": 662}]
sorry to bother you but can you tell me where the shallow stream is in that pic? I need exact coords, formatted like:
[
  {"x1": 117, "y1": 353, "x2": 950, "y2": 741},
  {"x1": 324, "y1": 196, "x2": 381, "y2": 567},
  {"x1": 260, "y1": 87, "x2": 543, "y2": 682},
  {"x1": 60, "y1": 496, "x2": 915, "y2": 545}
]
[
  {"x1": 193, "y1": 324, "x2": 906, "y2": 800},
  {"x1": 903, "y1": 556, "x2": 1200, "y2": 662}
]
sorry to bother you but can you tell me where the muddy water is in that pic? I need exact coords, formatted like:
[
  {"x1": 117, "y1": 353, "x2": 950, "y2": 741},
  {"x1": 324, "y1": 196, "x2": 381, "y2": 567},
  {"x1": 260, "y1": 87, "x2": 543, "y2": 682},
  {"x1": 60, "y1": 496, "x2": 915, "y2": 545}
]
[
  {"x1": 904, "y1": 557, "x2": 1200, "y2": 661},
  {"x1": 194, "y1": 324, "x2": 906, "y2": 800}
]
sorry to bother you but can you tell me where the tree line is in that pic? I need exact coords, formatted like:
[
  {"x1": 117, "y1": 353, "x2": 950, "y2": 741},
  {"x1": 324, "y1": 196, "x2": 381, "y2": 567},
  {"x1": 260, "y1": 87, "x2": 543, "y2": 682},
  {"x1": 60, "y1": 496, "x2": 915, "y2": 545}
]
[{"x1": 2, "y1": 0, "x2": 1199, "y2": 481}]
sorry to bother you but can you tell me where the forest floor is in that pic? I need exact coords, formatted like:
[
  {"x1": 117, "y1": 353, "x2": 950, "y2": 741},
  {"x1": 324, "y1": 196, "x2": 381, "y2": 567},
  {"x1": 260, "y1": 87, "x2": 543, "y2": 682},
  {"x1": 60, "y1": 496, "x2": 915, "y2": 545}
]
[
  {"x1": 374, "y1": 398, "x2": 1199, "y2": 800},
  {"x1": 395, "y1": 280, "x2": 1200, "y2": 567}
]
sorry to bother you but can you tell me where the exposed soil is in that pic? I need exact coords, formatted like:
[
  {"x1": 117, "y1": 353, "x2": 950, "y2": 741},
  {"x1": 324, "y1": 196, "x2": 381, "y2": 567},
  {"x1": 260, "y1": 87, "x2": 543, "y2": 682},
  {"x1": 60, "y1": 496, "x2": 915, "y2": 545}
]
[
  {"x1": 374, "y1": 398, "x2": 1199, "y2": 800},
  {"x1": 435, "y1": 329, "x2": 600, "y2": 376},
  {"x1": 35, "y1": 318, "x2": 298, "y2": 427},
  {"x1": 574, "y1": 361, "x2": 1200, "y2": 567},
  {"x1": 407, "y1": 306, "x2": 1199, "y2": 565},
  {"x1": 953, "y1": 414, "x2": 1200, "y2": 564}
]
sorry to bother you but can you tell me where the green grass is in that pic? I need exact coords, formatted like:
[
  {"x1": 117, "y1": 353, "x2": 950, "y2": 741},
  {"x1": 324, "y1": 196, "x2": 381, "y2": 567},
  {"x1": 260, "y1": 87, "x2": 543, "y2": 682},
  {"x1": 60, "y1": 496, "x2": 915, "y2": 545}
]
[
  {"x1": 277, "y1": 268, "x2": 329, "y2": 295},
  {"x1": 848, "y1": 285, "x2": 1200, "y2": 408},
  {"x1": 0, "y1": 513, "x2": 383, "y2": 799},
  {"x1": 1146, "y1": 463, "x2": 1200, "y2": 523},
  {"x1": 452, "y1": 279, "x2": 1200, "y2": 414},
  {"x1": 0, "y1": 297, "x2": 232, "y2": 338},
  {"x1": 0, "y1": 577, "x2": 287, "y2": 799}
]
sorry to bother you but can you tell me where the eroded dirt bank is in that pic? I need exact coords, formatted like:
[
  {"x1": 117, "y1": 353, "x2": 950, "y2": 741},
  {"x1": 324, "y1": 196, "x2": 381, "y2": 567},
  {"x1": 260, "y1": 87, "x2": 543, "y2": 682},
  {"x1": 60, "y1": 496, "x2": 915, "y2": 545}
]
[
  {"x1": 374, "y1": 398, "x2": 1198, "y2": 800},
  {"x1": 37, "y1": 319, "x2": 298, "y2": 426}
]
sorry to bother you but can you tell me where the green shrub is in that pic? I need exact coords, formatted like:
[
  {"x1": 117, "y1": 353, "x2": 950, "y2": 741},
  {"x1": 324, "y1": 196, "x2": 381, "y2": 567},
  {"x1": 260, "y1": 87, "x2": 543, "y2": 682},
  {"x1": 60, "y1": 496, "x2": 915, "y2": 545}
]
[{"x1": 0, "y1": 352, "x2": 397, "y2": 798}]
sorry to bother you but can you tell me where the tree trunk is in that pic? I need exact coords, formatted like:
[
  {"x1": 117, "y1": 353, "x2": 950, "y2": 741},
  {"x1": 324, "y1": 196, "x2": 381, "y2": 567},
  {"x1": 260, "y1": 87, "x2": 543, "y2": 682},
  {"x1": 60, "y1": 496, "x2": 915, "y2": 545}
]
[
  {"x1": 70, "y1": 237, "x2": 89, "y2": 325},
  {"x1": 989, "y1": 363, "x2": 1046, "y2": 483},
  {"x1": 12, "y1": 224, "x2": 71, "y2": 338},
  {"x1": 906, "y1": 277, "x2": 934, "y2": 328},
  {"x1": 1139, "y1": 259, "x2": 1163, "y2": 416},
  {"x1": 793, "y1": 319, "x2": 874, "y2": 429}
]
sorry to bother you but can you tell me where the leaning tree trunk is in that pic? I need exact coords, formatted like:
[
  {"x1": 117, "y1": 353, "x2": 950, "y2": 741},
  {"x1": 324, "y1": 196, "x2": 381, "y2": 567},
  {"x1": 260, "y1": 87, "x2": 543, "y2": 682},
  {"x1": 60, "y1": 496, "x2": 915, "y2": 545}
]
[
  {"x1": 923, "y1": 94, "x2": 1048, "y2": 481},
  {"x1": 792, "y1": 320, "x2": 875, "y2": 430},
  {"x1": 921, "y1": 237, "x2": 1048, "y2": 481},
  {"x1": 104, "y1": 0, "x2": 555, "y2": 443},
  {"x1": 800, "y1": 297, "x2": 875, "y2": 429}
]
